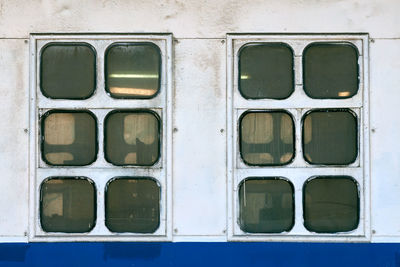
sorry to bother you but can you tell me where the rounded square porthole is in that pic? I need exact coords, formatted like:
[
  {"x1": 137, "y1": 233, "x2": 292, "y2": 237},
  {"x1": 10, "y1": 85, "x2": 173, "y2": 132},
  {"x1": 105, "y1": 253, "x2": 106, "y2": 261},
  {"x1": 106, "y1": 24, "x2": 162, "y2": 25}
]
[
  {"x1": 41, "y1": 110, "x2": 98, "y2": 166},
  {"x1": 105, "y1": 177, "x2": 160, "y2": 233},
  {"x1": 105, "y1": 43, "x2": 161, "y2": 99},
  {"x1": 238, "y1": 43, "x2": 294, "y2": 99},
  {"x1": 303, "y1": 42, "x2": 359, "y2": 99},
  {"x1": 40, "y1": 177, "x2": 96, "y2": 233},
  {"x1": 239, "y1": 111, "x2": 295, "y2": 166},
  {"x1": 302, "y1": 109, "x2": 357, "y2": 165},
  {"x1": 40, "y1": 43, "x2": 96, "y2": 99},
  {"x1": 104, "y1": 110, "x2": 160, "y2": 166},
  {"x1": 238, "y1": 177, "x2": 294, "y2": 233},
  {"x1": 303, "y1": 176, "x2": 359, "y2": 233}
]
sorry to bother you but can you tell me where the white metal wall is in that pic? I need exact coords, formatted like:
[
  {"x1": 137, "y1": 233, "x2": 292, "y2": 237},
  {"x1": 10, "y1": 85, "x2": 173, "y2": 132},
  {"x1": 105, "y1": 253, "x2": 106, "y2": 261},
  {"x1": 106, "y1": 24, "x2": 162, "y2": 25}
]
[{"x1": 0, "y1": 0, "x2": 399, "y2": 242}]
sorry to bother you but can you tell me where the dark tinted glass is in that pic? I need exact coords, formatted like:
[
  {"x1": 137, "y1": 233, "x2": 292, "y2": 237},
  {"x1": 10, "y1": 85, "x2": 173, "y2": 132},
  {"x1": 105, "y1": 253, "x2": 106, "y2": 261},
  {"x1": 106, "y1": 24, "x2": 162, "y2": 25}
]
[
  {"x1": 42, "y1": 111, "x2": 97, "y2": 166},
  {"x1": 304, "y1": 176, "x2": 359, "y2": 233},
  {"x1": 105, "y1": 111, "x2": 160, "y2": 166},
  {"x1": 303, "y1": 43, "x2": 359, "y2": 99},
  {"x1": 239, "y1": 43, "x2": 294, "y2": 99},
  {"x1": 105, "y1": 43, "x2": 161, "y2": 99},
  {"x1": 40, "y1": 177, "x2": 96, "y2": 233},
  {"x1": 239, "y1": 178, "x2": 294, "y2": 233},
  {"x1": 105, "y1": 178, "x2": 160, "y2": 233},
  {"x1": 240, "y1": 111, "x2": 294, "y2": 165},
  {"x1": 303, "y1": 110, "x2": 357, "y2": 165},
  {"x1": 40, "y1": 43, "x2": 96, "y2": 99}
]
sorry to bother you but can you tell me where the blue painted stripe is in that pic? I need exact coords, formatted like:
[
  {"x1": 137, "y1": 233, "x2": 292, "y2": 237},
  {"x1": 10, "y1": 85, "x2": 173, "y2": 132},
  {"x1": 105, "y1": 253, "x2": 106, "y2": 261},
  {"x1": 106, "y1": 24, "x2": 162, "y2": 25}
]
[{"x1": 0, "y1": 242, "x2": 399, "y2": 267}]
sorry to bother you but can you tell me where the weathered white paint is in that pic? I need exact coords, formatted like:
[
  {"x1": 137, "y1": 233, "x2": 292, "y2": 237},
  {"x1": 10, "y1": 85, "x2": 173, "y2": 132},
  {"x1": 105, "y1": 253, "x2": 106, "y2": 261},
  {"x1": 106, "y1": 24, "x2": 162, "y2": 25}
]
[
  {"x1": 0, "y1": 0, "x2": 398, "y2": 242},
  {"x1": 370, "y1": 39, "x2": 400, "y2": 242},
  {"x1": 0, "y1": 40, "x2": 29, "y2": 240},
  {"x1": 173, "y1": 39, "x2": 227, "y2": 239},
  {"x1": 0, "y1": 0, "x2": 399, "y2": 39}
]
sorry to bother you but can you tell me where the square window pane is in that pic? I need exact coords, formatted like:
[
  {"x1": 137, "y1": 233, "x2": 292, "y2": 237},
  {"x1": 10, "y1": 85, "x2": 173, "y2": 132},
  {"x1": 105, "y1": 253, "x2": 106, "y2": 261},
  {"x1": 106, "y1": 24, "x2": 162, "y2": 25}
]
[
  {"x1": 40, "y1": 177, "x2": 96, "y2": 233},
  {"x1": 105, "y1": 177, "x2": 160, "y2": 233},
  {"x1": 105, "y1": 43, "x2": 161, "y2": 99},
  {"x1": 302, "y1": 109, "x2": 357, "y2": 165},
  {"x1": 239, "y1": 178, "x2": 294, "y2": 233},
  {"x1": 42, "y1": 111, "x2": 97, "y2": 166},
  {"x1": 240, "y1": 111, "x2": 294, "y2": 165},
  {"x1": 303, "y1": 43, "x2": 359, "y2": 99},
  {"x1": 303, "y1": 176, "x2": 359, "y2": 233},
  {"x1": 239, "y1": 43, "x2": 294, "y2": 99},
  {"x1": 105, "y1": 110, "x2": 160, "y2": 166},
  {"x1": 40, "y1": 43, "x2": 96, "y2": 99}
]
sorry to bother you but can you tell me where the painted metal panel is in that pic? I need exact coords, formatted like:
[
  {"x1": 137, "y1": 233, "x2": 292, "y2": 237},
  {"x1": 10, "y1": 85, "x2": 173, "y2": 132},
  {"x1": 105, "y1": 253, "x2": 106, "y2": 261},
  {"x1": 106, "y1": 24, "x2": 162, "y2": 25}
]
[
  {"x1": 173, "y1": 39, "x2": 227, "y2": 239},
  {"x1": 0, "y1": 0, "x2": 398, "y2": 244},
  {"x1": 0, "y1": 40, "x2": 29, "y2": 240},
  {"x1": 0, "y1": 0, "x2": 400, "y2": 39},
  {"x1": 370, "y1": 39, "x2": 400, "y2": 241},
  {"x1": 0, "y1": 242, "x2": 400, "y2": 266}
]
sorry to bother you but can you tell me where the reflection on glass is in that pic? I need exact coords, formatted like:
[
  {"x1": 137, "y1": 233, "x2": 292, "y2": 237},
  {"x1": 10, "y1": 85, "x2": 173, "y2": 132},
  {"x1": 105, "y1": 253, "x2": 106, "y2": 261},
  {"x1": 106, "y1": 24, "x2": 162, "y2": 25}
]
[
  {"x1": 303, "y1": 43, "x2": 359, "y2": 99},
  {"x1": 40, "y1": 178, "x2": 96, "y2": 233},
  {"x1": 240, "y1": 111, "x2": 294, "y2": 165},
  {"x1": 40, "y1": 43, "x2": 96, "y2": 99},
  {"x1": 42, "y1": 111, "x2": 97, "y2": 166},
  {"x1": 239, "y1": 178, "x2": 294, "y2": 233},
  {"x1": 105, "y1": 111, "x2": 160, "y2": 166},
  {"x1": 304, "y1": 176, "x2": 359, "y2": 233},
  {"x1": 338, "y1": 91, "x2": 351, "y2": 97},
  {"x1": 303, "y1": 110, "x2": 357, "y2": 165},
  {"x1": 105, "y1": 43, "x2": 160, "y2": 98},
  {"x1": 239, "y1": 43, "x2": 294, "y2": 99},
  {"x1": 105, "y1": 178, "x2": 160, "y2": 233}
]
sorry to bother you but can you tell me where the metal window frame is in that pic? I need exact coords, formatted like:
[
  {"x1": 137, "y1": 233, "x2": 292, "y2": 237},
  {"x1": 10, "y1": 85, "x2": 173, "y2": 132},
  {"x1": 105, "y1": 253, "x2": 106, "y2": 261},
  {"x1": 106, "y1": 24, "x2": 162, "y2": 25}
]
[
  {"x1": 102, "y1": 109, "x2": 162, "y2": 167},
  {"x1": 104, "y1": 176, "x2": 162, "y2": 234},
  {"x1": 238, "y1": 109, "x2": 296, "y2": 166},
  {"x1": 238, "y1": 176, "x2": 296, "y2": 234},
  {"x1": 40, "y1": 109, "x2": 99, "y2": 167},
  {"x1": 39, "y1": 176, "x2": 97, "y2": 233},
  {"x1": 227, "y1": 33, "x2": 370, "y2": 242},
  {"x1": 39, "y1": 42, "x2": 98, "y2": 100},
  {"x1": 104, "y1": 42, "x2": 162, "y2": 99},
  {"x1": 302, "y1": 175, "x2": 361, "y2": 234},
  {"x1": 29, "y1": 33, "x2": 173, "y2": 242},
  {"x1": 237, "y1": 42, "x2": 295, "y2": 100}
]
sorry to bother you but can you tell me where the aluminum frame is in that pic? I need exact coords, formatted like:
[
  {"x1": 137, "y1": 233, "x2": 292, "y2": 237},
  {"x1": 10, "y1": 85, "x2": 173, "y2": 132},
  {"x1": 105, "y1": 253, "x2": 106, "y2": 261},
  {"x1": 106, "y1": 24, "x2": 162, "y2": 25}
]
[
  {"x1": 227, "y1": 33, "x2": 370, "y2": 242},
  {"x1": 29, "y1": 34, "x2": 173, "y2": 242}
]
